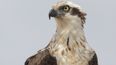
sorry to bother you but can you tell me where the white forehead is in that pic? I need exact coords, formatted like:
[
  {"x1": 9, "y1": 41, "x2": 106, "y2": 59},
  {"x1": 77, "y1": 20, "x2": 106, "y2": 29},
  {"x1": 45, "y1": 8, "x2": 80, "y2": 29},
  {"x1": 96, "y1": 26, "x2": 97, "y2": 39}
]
[{"x1": 52, "y1": 1, "x2": 82, "y2": 10}]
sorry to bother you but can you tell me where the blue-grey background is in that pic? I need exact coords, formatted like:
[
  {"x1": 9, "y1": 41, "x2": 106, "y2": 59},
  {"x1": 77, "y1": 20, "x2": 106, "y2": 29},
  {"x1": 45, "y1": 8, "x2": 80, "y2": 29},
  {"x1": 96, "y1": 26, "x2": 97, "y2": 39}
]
[{"x1": 0, "y1": 0, "x2": 115, "y2": 65}]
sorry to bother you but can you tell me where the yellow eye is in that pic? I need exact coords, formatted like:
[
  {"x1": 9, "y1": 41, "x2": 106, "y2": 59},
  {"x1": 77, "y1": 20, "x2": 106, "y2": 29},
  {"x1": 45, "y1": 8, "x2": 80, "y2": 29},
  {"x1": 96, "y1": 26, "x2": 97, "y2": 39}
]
[{"x1": 63, "y1": 5, "x2": 70, "y2": 12}]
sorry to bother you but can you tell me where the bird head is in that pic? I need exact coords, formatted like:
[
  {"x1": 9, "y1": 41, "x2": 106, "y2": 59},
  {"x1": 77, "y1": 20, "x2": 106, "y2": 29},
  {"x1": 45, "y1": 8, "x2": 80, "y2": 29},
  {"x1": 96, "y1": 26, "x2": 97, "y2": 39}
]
[{"x1": 49, "y1": 0, "x2": 87, "y2": 30}]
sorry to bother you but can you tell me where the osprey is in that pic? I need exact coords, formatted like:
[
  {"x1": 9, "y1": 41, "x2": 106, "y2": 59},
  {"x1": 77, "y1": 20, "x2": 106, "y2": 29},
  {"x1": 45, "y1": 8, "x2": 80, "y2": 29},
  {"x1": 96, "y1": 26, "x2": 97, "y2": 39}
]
[{"x1": 25, "y1": 0, "x2": 98, "y2": 65}]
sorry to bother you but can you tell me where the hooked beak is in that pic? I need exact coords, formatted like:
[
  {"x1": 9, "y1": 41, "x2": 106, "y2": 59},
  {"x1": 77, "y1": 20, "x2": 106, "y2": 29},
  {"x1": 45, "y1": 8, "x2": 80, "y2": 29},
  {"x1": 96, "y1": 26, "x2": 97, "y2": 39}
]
[{"x1": 49, "y1": 9, "x2": 58, "y2": 20}]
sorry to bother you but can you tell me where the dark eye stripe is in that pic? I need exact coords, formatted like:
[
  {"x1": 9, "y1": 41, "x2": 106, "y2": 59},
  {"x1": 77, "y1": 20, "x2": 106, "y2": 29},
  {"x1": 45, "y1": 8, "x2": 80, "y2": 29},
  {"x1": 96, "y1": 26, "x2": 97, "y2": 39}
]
[{"x1": 71, "y1": 8, "x2": 86, "y2": 24}]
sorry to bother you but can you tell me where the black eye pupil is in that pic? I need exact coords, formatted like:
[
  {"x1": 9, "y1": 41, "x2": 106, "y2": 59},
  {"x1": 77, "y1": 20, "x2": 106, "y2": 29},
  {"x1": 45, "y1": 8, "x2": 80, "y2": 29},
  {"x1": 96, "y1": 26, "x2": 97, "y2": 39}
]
[
  {"x1": 63, "y1": 6, "x2": 69, "y2": 12},
  {"x1": 64, "y1": 7, "x2": 67, "y2": 9}
]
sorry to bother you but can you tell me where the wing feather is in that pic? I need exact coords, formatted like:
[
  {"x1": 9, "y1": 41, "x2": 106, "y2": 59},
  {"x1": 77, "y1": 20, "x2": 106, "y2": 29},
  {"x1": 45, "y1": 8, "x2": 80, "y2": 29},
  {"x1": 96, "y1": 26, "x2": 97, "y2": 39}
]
[
  {"x1": 88, "y1": 53, "x2": 98, "y2": 65},
  {"x1": 25, "y1": 49, "x2": 57, "y2": 65}
]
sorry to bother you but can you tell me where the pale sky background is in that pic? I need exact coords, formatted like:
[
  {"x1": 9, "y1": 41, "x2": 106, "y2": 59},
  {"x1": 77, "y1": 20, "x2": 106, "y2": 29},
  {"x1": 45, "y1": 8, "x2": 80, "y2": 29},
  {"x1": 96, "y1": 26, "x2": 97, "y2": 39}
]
[{"x1": 0, "y1": 0, "x2": 116, "y2": 65}]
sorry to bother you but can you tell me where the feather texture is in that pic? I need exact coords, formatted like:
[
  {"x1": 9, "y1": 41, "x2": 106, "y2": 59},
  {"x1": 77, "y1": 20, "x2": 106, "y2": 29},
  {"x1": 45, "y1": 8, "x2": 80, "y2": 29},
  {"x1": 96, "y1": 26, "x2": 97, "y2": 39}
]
[
  {"x1": 25, "y1": 49, "x2": 57, "y2": 65},
  {"x1": 25, "y1": 1, "x2": 98, "y2": 65}
]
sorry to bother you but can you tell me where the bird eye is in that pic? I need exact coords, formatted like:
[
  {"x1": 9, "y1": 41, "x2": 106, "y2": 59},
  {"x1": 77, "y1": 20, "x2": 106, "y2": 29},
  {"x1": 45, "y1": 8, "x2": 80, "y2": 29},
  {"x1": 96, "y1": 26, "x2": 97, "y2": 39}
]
[{"x1": 63, "y1": 5, "x2": 70, "y2": 12}]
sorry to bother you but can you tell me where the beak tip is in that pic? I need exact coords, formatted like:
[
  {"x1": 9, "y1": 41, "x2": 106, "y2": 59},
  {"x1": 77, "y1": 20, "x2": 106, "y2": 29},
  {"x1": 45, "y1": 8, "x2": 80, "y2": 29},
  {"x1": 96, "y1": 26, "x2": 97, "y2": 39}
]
[{"x1": 49, "y1": 15, "x2": 51, "y2": 20}]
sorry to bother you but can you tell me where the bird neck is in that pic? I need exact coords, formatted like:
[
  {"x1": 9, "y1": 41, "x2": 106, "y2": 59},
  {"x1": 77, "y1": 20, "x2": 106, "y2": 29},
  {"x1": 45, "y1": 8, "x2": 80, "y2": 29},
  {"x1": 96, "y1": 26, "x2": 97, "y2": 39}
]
[{"x1": 47, "y1": 18, "x2": 91, "y2": 52}]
